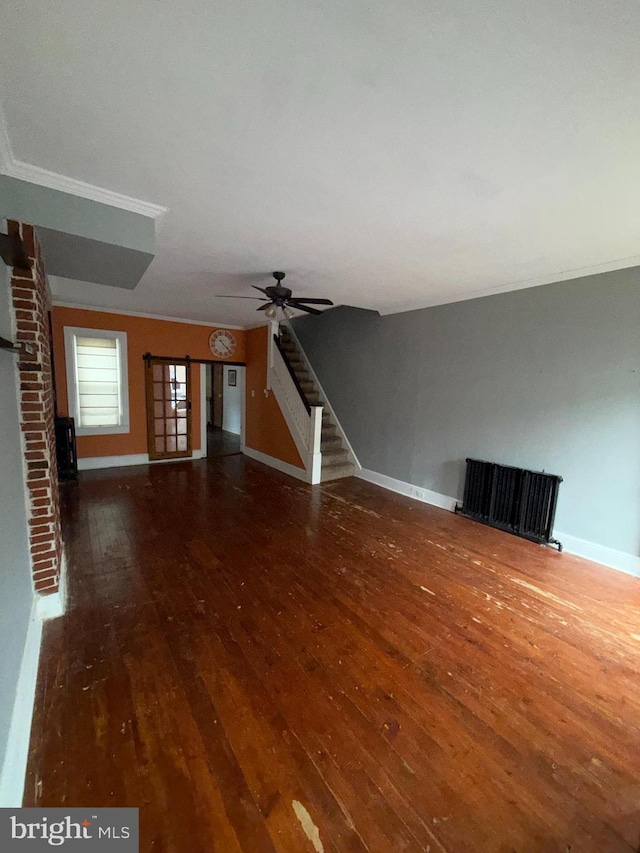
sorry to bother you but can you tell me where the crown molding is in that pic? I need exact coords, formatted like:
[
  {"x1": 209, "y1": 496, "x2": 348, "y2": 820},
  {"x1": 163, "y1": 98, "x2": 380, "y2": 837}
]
[
  {"x1": 51, "y1": 300, "x2": 247, "y2": 331},
  {"x1": 0, "y1": 101, "x2": 167, "y2": 222},
  {"x1": 379, "y1": 254, "x2": 640, "y2": 316},
  {"x1": 6, "y1": 160, "x2": 168, "y2": 221}
]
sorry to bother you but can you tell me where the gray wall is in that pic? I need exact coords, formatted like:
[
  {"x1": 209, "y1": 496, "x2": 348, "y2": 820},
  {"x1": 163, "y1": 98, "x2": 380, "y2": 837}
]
[
  {"x1": 294, "y1": 267, "x2": 640, "y2": 556},
  {"x1": 0, "y1": 250, "x2": 34, "y2": 772},
  {"x1": 0, "y1": 176, "x2": 155, "y2": 289},
  {"x1": 0, "y1": 176, "x2": 155, "y2": 253}
]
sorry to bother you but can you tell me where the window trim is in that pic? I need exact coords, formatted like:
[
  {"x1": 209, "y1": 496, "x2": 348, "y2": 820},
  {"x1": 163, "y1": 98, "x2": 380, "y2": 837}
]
[{"x1": 63, "y1": 326, "x2": 130, "y2": 436}]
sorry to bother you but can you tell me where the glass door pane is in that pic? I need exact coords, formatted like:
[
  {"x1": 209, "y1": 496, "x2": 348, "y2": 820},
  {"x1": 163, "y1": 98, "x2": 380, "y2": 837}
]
[{"x1": 145, "y1": 358, "x2": 192, "y2": 460}]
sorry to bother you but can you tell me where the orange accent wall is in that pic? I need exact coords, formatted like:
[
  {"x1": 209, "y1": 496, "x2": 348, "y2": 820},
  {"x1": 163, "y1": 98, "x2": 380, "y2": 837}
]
[
  {"x1": 51, "y1": 307, "x2": 246, "y2": 459},
  {"x1": 244, "y1": 326, "x2": 304, "y2": 469}
]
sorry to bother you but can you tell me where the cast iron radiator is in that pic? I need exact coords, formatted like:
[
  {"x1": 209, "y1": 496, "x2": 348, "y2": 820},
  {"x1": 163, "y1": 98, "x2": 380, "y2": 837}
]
[
  {"x1": 55, "y1": 416, "x2": 78, "y2": 482},
  {"x1": 455, "y1": 458, "x2": 562, "y2": 550}
]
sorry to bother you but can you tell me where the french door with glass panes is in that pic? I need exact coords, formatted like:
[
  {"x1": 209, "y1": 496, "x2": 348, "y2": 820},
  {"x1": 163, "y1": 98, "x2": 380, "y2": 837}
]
[{"x1": 145, "y1": 358, "x2": 192, "y2": 460}]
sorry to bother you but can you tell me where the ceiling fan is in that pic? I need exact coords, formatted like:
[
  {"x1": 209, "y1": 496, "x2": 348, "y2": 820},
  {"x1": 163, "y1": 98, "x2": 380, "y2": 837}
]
[{"x1": 216, "y1": 271, "x2": 334, "y2": 318}]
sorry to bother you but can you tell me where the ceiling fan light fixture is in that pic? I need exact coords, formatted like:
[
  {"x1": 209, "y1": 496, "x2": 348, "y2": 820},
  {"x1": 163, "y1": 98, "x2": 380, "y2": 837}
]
[{"x1": 215, "y1": 271, "x2": 334, "y2": 319}]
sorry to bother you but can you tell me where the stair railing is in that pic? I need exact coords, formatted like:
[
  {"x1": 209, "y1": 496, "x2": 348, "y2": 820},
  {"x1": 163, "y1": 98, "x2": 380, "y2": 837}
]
[
  {"x1": 268, "y1": 332, "x2": 323, "y2": 484},
  {"x1": 282, "y1": 320, "x2": 361, "y2": 472}
]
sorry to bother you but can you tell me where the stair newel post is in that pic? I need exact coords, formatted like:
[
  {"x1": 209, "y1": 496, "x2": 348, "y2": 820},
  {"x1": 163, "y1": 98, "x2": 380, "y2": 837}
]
[{"x1": 309, "y1": 404, "x2": 323, "y2": 485}]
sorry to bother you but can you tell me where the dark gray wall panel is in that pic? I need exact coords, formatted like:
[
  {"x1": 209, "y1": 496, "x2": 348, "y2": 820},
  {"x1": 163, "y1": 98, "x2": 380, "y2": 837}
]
[
  {"x1": 294, "y1": 268, "x2": 640, "y2": 555},
  {"x1": 0, "y1": 176, "x2": 156, "y2": 289},
  {"x1": 36, "y1": 228, "x2": 153, "y2": 290},
  {"x1": 0, "y1": 176, "x2": 155, "y2": 252}
]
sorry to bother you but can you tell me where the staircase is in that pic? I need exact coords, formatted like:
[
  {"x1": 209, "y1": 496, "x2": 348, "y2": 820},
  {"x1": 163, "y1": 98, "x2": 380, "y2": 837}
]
[{"x1": 278, "y1": 328, "x2": 355, "y2": 482}]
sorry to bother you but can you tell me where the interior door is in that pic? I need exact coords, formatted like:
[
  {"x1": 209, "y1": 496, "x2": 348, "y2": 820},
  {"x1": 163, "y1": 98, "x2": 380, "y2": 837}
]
[
  {"x1": 212, "y1": 362, "x2": 223, "y2": 429},
  {"x1": 145, "y1": 358, "x2": 192, "y2": 460}
]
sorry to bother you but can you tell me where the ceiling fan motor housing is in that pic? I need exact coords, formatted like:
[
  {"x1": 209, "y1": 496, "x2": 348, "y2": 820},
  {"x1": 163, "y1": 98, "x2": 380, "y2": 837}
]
[
  {"x1": 267, "y1": 272, "x2": 290, "y2": 304},
  {"x1": 217, "y1": 270, "x2": 333, "y2": 315}
]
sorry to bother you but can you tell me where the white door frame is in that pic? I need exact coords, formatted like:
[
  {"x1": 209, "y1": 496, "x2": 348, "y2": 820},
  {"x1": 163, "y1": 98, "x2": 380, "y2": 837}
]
[
  {"x1": 200, "y1": 363, "x2": 245, "y2": 457},
  {"x1": 200, "y1": 363, "x2": 208, "y2": 457}
]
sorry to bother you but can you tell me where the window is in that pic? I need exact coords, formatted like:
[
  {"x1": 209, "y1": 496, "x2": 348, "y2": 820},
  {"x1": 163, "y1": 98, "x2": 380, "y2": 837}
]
[{"x1": 64, "y1": 327, "x2": 130, "y2": 435}]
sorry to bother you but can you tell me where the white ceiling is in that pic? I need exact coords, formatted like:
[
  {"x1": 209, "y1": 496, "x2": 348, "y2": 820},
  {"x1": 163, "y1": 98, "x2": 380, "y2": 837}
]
[{"x1": 1, "y1": 0, "x2": 640, "y2": 327}]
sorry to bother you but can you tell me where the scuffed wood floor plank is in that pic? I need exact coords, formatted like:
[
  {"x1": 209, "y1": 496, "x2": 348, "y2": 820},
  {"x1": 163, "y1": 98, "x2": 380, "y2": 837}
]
[{"x1": 25, "y1": 456, "x2": 640, "y2": 852}]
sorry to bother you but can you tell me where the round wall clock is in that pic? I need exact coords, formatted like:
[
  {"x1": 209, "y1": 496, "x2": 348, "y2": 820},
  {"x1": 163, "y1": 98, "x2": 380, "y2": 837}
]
[{"x1": 209, "y1": 329, "x2": 237, "y2": 359}]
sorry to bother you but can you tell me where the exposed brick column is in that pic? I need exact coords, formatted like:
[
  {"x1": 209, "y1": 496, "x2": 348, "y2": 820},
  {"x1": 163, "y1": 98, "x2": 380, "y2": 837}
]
[{"x1": 9, "y1": 220, "x2": 63, "y2": 596}]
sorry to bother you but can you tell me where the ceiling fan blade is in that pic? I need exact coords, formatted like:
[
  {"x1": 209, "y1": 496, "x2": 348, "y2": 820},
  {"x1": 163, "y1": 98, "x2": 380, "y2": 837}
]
[
  {"x1": 289, "y1": 297, "x2": 334, "y2": 305},
  {"x1": 215, "y1": 295, "x2": 269, "y2": 300},
  {"x1": 252, "y1": 285, "x2": 270, "y2": 294},
  {"x1": 287, "y1": 301, "x2": 322, "y2": 316}
]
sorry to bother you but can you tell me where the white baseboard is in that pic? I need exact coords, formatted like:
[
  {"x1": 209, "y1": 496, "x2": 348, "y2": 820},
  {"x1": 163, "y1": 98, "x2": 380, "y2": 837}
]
[
  {"x1": 0, "y1": 597, "x2": 43, "y2": 807},
  {"x1": 0, "y1": 543, "x2": 70, "y2": 806},
  {"x1": 37, "y1": 549, "x2": 68, "y2": 621},
  {"x1": 356, "y1": 468, "x2": 640, "y2": 578},
  {"x1": 554, "y1": 532, "x2": 640, "y2": 578},
  {"x1": 78, "y1": 451, "x2": 205, "y2": 470},
  {"x1": 357, "y1": 468, "x2": 458, "y2": 512},
  {"x1": 242, "y1": 445, "x2": 309, "y2": 483},
  {"x1": 78, "y1": 453, "x2": 148, "y2": 470}
]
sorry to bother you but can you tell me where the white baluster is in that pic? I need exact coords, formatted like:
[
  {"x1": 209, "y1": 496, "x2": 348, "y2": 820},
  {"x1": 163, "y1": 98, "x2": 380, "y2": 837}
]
[{"x1": 268, "y1": 337, "x2": 322, "y2": 483}]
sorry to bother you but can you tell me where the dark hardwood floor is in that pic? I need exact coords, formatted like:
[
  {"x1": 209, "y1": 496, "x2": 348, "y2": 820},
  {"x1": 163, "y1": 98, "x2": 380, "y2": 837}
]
[
  {"x1": 25, "y1": 457, "x2": 640, "y2": 852},
  {"x1": 207, "y1": 426, "x2": 241, "y2": 458}
]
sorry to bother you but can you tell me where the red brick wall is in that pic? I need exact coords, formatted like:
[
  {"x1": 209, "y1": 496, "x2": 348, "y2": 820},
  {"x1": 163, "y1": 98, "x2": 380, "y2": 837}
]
[{"x1": 9, "y1": 221, "x2": 63, "y2": 596}]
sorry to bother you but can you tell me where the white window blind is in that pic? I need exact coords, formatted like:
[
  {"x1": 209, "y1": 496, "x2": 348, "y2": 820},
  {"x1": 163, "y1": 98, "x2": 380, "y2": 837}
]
[
  {"x1": 73, "y1": 336, "x2": 122, "y2": 427},
  {"x1": 64, "y1": 327, "x2": 129, "y2": 435}
]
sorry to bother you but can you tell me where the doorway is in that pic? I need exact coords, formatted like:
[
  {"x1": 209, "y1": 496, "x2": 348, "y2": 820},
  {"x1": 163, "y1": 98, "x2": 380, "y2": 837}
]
[{"x1": 205, "y1": 363, "x2": 244, "y2": 457}]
